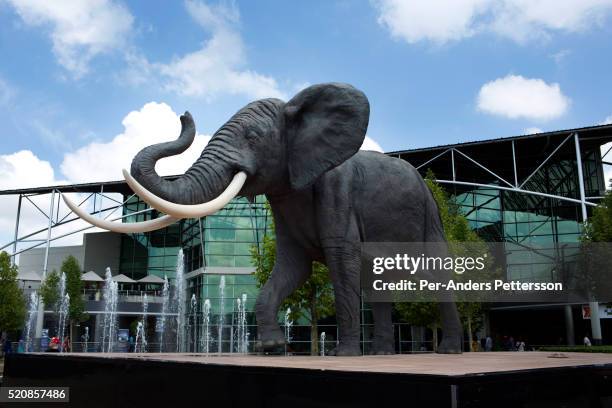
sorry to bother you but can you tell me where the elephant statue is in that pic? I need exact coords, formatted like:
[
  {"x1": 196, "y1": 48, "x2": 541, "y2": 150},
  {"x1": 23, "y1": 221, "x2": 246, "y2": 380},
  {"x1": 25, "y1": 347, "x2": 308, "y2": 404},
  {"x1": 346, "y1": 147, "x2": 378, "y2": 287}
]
[{"x1": 66, "y1": 83, "x2": 463, "y2": 356}]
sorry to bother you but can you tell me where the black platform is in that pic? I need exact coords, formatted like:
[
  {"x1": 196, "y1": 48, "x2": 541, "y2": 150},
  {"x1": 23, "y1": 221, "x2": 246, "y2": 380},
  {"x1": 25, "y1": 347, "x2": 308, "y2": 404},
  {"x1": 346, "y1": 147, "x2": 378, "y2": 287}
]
[{"x1": 3, "y1": 352, "x2": 612, "y2": 408}]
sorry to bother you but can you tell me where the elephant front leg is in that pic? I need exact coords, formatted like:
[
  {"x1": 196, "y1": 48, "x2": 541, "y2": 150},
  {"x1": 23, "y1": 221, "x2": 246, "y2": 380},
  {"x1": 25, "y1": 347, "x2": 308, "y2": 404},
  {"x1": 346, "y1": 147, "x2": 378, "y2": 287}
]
[
  {"x1": 323, "y1": 241, "x2": 362, "y2": 356},
  {"x1": 437, "y1": 301, "x2": 463, "y2": 354},
  {"x1": 254, "y1": 244, "x2": 311, "y2": 351}
]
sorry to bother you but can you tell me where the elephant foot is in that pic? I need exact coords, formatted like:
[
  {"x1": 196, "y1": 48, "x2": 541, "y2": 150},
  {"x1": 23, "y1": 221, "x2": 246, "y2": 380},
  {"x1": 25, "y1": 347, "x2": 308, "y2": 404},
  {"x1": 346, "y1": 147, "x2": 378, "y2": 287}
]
[
  {"x1": 370, "y1": 341, "x2": 395, "y2": 355},
  {"x1": 370, "y1": 336, "x2": 395, "y2": 355},
  {"x1": 437, "y1": 334, "x2": 463, "y2": 354},
  {"x1": 327, "y1": 343, "x2": 361, "y2": 356},
  {"x1": 254, "y1": 327, "x2": 286, "y2": 352},
  {"x1": 254, "y1": 338, "x2": 286, "y2": 352}
]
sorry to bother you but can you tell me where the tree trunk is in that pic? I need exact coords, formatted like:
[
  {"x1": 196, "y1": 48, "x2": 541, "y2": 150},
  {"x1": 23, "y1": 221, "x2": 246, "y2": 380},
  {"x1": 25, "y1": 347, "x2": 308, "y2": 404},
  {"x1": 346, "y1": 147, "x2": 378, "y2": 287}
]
[
  {"x1": 432, "y1": 324, "x2": 438, "y2": 352},
  {"x1": 310, "y1": 292, "x2": 319, "y2": 356},
  {"x1": 467, "y1": 316, "x2": 473, "y2": 352}
]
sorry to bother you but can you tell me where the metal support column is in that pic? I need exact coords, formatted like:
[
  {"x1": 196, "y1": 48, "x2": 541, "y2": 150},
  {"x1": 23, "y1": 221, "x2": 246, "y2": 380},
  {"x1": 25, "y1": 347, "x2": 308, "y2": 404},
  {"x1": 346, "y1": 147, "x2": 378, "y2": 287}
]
[
  {"x1": 451, "y1": 149, "x2": 456, "y2": 181},
  {"x1": 42, "y1": 190, "x2": 56, "y2": 279},
  {"x1": 512, "y1": 140, "x2": 518, "y2": 187},
  {"x1": 574, "y1": 133, "x2": 588, "y2": 221},
  {"x1": 198, "y1": 217, "x2": 206, "y2": 268},
  {"x1": 11, "y1": 194, "x2": 22, "y2": 266},
  {"x1": 575, "y1": 133, "x2": 602, "y2": 345},
  {"x1": 99, "y1": 185, "x2": 104, "y2": 219},
  {"x1": 35, "y1": 189, "x2": 56, "y2": 338}
]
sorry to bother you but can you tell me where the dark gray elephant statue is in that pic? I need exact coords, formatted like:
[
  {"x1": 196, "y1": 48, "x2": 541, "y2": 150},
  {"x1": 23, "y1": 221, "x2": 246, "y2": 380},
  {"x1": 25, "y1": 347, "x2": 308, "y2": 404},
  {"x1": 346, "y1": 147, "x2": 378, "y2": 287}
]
[{"x1": 65, "y1": 83, "x2": 463, "y2": 356}]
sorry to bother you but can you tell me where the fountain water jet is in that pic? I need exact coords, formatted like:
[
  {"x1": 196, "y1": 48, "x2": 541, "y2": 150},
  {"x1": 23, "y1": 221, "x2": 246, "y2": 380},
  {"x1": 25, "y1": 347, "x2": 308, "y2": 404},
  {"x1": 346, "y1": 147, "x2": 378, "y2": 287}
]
[
  {"x1": 101, "y1": 268, "x2": 118, "y2": 352},
  {"x1": 284, "y1": 307, "x2": 293, "y2": 355},
  {"x1": 135, "y1": 321, "x2": 147, "y2": 353},
  {"x1": 217, "y1": 276, "x2": 225, "y2": 354},
  {"x1": 158, "y1": 276, "x2": 169, "y2": 352},
  {"x1": 235, "y1": 294, "x2": 248, "y2": 353},
  {"x1": 189, "y1": 294, "x2": 198, "y2": 352},
  {"x1": 174, "y1": 250, "x2": 186, "y2": 352},
  {"x1": 24, "y1": 292, "x2": 39, "y2": 352},
  {"x1": 200, "y1": 299, "x2": 211, "y2": 354},
  {"x1": 140, "y1": 293, "x2": 148, "y2": 352},
  {"x1": 320, "y1": 332, "x2": 326, "y2": 356},
  {"x1": 82, "y1": 327, "x2": 89, "y2": 352},
  {"x1": 58, "y1": 293, "x2": 70, "y2": 352}
]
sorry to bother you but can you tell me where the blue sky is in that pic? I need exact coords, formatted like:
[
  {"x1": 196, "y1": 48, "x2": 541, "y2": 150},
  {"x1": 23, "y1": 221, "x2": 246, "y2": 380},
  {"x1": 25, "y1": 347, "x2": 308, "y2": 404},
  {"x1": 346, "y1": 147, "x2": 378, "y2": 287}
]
[
  {"x1": 1, "y1": 0, "x2": 612, "y2": 247},
  {"x1": 0, "y1": 0, "x2": 612, "y2": 174},
  {"x1": 1, "y1": 0, "x2": 612, "y2": 186}
]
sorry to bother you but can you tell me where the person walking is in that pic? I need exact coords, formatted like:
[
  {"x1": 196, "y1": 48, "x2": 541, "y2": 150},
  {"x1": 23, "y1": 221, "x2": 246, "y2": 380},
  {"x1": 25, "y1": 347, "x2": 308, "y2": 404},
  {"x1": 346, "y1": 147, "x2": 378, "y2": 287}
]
[
  {"x1": 485, "y1": 335, "x2": 493, "y2": 351},
  {"x1": 63, "y1": 336, "x2": 71, "y2": 352}
]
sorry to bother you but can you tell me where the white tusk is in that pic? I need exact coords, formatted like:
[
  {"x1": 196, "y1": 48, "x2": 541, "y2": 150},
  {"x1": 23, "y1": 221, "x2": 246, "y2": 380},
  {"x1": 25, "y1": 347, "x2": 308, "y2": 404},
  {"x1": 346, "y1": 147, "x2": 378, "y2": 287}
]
[
  {"x1": 122, "y1": 169, "x2": 247, "y2": 219},
  {"x1": 62, "y1": 194, "x2": 180, "y2": 234}
]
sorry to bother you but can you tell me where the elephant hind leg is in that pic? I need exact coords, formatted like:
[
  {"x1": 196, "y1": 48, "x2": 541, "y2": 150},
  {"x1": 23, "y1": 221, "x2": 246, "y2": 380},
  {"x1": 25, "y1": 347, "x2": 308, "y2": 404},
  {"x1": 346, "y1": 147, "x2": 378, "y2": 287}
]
[
  {"x1": 254, "y1": 244, "x2": 311, "y2": 351},
  {"x1": 322, "y1": 240, "x2": 362, "y2": 356},
  {"x1": 371, "y1": 302, "x2": 394, "y2": 355},
  {"x1": 437, "y1": 301, "x2": 463, "y2": 354}
]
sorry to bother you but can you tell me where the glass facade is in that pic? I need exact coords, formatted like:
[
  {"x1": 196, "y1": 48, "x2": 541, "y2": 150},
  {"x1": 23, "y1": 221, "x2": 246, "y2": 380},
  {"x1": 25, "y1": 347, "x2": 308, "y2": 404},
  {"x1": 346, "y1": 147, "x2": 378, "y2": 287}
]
[
  {"x1": 119, "y1": 195, "x2": 269, "y2": 351},
  {"x1": 120, "y1": 195, "x2": 269, "y2": 279},
  {"x1": 400, "y1": 134, "x2": 608, "y2": 285},
  {"x1": 111, "y1": 131, "x2": 610, "y2": 350}
]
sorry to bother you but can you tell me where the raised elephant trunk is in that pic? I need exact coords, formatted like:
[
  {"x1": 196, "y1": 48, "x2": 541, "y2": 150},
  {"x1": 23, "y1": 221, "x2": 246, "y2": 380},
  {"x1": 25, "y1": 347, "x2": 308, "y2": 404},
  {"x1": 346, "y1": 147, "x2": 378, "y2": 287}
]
[
  {"x1": 129, "y1": 112, "x2": 238, "y2": 206},
  {"x1": 62, "y1": 111, "x2": 248, "y2": 233}
]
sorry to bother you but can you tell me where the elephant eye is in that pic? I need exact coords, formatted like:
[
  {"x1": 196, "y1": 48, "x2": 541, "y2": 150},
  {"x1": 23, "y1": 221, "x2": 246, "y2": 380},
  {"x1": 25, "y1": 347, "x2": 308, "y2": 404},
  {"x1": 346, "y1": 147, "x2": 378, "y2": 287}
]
[{"x1": 247, "y1": 129, "x2": 263, "y2": 141}]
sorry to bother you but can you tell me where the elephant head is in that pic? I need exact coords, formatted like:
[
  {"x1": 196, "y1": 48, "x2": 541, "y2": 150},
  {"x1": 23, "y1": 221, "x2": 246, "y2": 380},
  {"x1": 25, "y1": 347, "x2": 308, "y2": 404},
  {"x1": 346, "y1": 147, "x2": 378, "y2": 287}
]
[{"x1": 65, "y1": 83, "x2": 370, "y2": 232}]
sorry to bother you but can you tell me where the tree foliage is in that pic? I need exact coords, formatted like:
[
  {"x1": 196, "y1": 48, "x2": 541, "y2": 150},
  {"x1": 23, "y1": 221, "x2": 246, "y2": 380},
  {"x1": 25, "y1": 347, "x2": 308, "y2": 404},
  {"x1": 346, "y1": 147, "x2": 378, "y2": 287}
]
[
  {"x1": 39, "y1": 269, "x2": 60, "y2": 312},
  {"x1": 394, "y1": 170, "x2": 489, "y2": 349},
  {"x1": 582, "y1": 189, "x2": 612, "y2": 242},
  {"x1": 61, "y1": 256, "x2": 86, "y2": 324},
  {"x1": 0, "y1": 251, "x2": 26, "y2": 334},
  {"x1": 251, "y1": 203, "x2": 334, "y2": 355}
]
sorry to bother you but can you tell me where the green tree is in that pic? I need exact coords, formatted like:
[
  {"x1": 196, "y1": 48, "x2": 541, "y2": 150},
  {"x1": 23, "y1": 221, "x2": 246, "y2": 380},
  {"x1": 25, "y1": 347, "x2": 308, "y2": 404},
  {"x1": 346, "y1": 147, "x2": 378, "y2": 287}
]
[
  {"x1": 582, "y1": 189, "x2": 612, "y2": 242},
  {"x1": 251, "y1": 204, "x2": 335, "y2": 355},
  {"x1": 0, "y1": 251, "x2": 26, "y2": 337},
  {"x1": 39, "y1": 269, "x2": 60, "y2": 313},
  {"x1": 580, "y1": 188, "x2": 612, "y2": 329},
  {"x1": 394, "y1": 170, "x2": 488, "y2": 351},
  {"x1": 61, "y1": 255, "x2": 87, "y2": 349}
]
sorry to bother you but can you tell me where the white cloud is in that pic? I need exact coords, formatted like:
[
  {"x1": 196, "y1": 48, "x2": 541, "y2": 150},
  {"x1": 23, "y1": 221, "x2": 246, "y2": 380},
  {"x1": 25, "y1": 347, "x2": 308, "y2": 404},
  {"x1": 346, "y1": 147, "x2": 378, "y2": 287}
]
[
  {"x1": 550, "y1": 49, "x2": 571, "y2": 64},
  {"x1": 1, "y1": 101, "x2": 212, "y2": 254},
  {"x1": 0, "y1": 77, "x2": 15, "y2": 105},
  {"x1": 599, "y1": 112, "x2": 612, "y2": 188},
  {"x1": 477, "y1": 75, "x2": 570, "y2": 121},
  {"x1": 0, "y1": 150, "x2": 59, "y2": 191},
  {"x1": 599, "y1": 115, "x2": 612, "y2": 125},
  {"x1": 523, "y1": 127, "x2": 543, "y2": 134},
  {"x1": 360, "y1": 136, "x2": 384, "y2": 152},
  {"x1": 4, "y1": 0, "x2": 133, "y2": 78},
  {"x1": 60, "y1": 102, "x2": 211, "y2": 183},
  {"x1": 0, "y1": 150, "x2": 87, "y2": 252},
  {"x1": 373, "y1": 0, "x2": 612, "y2": 45},
  {"x1": 375, "y1": 0, "x2": 489, "y2": 44},
  {"x1": 490, "y1": 0, "x2": 612, "y2": 43},
  {"x1": 127, "y1": 0, "x2": 285, "y2": 100}
]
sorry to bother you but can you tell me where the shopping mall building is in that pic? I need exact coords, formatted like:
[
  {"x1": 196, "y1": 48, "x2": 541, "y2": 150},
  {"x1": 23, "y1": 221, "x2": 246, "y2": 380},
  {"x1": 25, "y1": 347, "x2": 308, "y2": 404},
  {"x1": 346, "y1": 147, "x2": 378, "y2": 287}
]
[{"x1": 4, "y1": 123, "x2": 612, "y2": 352}]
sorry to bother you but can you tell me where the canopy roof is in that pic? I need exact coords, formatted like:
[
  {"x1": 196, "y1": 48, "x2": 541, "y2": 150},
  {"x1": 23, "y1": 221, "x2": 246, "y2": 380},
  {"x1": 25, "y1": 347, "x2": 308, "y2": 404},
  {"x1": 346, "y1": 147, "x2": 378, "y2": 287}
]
[
  {"x1": 111, "y1": 273, "x2": 136, "y2": 283},
  {"x1": 17, "y1": 270, "x2": 41, "y2": 281},
  {"x1": 137, "y1": 275, "x2": 166, "y2": 284},
  {"x1": 81, "y1": 271, "x2": 104, "y2": 282}
]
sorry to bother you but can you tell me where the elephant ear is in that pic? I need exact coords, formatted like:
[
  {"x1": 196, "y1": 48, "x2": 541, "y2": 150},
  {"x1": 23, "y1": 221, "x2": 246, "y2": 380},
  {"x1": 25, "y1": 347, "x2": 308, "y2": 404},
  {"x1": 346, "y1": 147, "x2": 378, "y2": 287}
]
[{"x1": 284, "y1": 83, "x2": 370, "y2": 190}]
